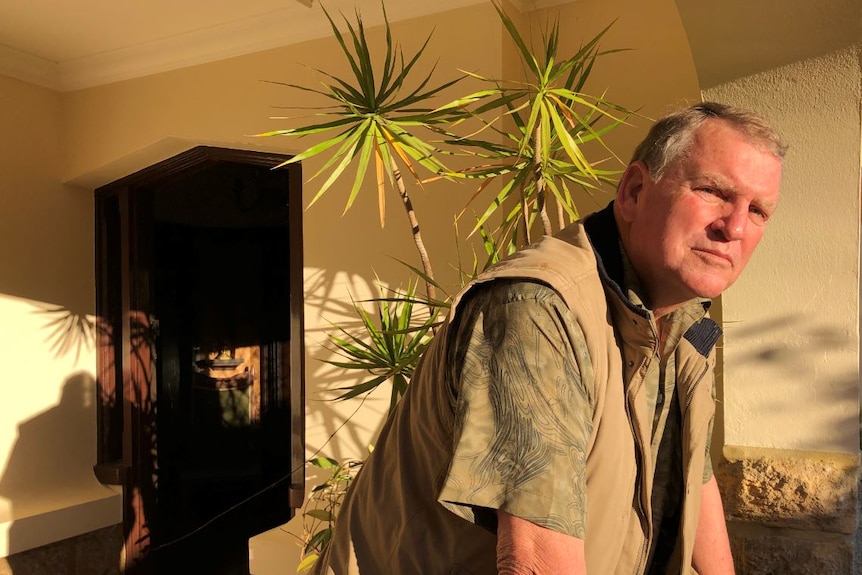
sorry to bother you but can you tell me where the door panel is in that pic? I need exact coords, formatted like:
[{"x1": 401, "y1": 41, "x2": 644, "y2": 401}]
[{"x1": 94, "y1": 148, "x2": 305, "y2": 575}]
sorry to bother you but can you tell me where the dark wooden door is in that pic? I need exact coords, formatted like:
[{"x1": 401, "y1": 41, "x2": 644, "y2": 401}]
[{"x1": 94, "y1": 147, "x2": 306, "y2": 575}]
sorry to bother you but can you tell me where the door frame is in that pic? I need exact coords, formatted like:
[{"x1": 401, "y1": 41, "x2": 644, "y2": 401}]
[{"x1": 93, "y1": 146, "x2": 305, "y2": 571}]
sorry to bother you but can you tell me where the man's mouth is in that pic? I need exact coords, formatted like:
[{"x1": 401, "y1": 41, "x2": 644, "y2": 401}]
[{"x1": 693, "y1": 248, "x2": 733, "y2": 266}]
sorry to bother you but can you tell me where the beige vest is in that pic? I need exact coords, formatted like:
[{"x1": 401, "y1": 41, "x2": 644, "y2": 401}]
[{"x1": 315, "y1": 219, "x2": 718, "y2": 575}]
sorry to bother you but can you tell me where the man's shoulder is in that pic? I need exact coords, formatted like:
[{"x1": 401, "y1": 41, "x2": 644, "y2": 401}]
[
  {"x1": 481, "y1": 224, "x2": 597, "y2": 285},
  {"x1": 462, "y1": 278, "x2": 565, "y2": 309},
  {"x1": 447, "y1": 220, "x2": 613, "y2": 324}
]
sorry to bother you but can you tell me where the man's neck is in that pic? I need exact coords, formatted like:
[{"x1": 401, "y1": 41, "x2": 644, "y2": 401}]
[{"x1": 653, "y1": 302, "x2": 686, "y2": 322}]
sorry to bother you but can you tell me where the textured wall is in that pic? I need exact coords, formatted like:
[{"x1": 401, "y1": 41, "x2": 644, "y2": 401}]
[
  {"x1": 717, "y1": 447, "x2": 859, "y2": 574},
  {"x1": 705, "y1": 44, "x2": 861, "y2": 575},
  {"x1": 706, "y1": 46, "x2": 862, "y2": 453}
]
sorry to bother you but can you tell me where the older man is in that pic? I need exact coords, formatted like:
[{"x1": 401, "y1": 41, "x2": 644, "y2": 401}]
[{"x1": 314, "y1": 102, "x2": 785, "y2": 575}]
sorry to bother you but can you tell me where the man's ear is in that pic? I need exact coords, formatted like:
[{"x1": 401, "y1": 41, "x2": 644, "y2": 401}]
[{"x1": 616, "y1": 161, "x2": 649, "y2": 223}]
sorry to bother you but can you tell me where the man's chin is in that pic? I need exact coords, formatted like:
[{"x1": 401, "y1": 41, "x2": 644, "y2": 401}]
[
  {"x1": 680, "y1": 274, "x2": 734, "y2": 300},
  {"x1": 690, "y1": 281, "x2": 732, "y2": 300}
]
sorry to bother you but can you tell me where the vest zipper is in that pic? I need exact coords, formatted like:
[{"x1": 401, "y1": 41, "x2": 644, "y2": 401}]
[
  {"x1": 634, "y1": 527, "x2": 650, "y2": 575},
  {"x1": 629, "y1": 350, "x2": 656, "y2": 575},
  {"x1": 631, "y1": 426, "x2": 651, "y2": 575},
  {"x1": 679, "y1": 359, "x2": 714, "y2": 573}
]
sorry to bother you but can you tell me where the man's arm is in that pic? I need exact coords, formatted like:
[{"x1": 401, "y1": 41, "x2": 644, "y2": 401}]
[
  {"x1": 496, "y1": 510, "x2": 586, "y2": 575},
  {"x1": 691, "y1": 476, "x2": 734, "y2": 574}
]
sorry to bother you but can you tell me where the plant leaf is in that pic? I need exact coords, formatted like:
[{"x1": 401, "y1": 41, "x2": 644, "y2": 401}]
[
  {"x1": 309, "y1": 456, "x2": 340, "y2": 469},
  {"x1": 307, "y1": 509, "x2": 335, "y2": 522},
  {"x1": 296, "y1": 553, "x2": 319, "y2": 573}
]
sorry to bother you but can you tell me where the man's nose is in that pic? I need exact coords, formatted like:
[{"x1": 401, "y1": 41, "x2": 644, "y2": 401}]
[{"x1": 712, "y1": 203, "x2": 747, "y2": 240}]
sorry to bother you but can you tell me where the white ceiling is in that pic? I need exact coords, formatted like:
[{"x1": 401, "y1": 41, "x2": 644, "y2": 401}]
[
  {"x1": 0, "y1": 0, "x2": 573, "y2": 92},
  {"x1": 1, "y1": 0, "x2": 859, "y2": 93}
]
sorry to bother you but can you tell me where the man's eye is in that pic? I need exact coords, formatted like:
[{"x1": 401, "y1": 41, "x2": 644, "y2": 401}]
[
  {"x1": 749, "y1": 205, "x2": 770, "y2": 224},
  {"x1": 696, "y1": 187, "x2": 722, "y2": 199}
]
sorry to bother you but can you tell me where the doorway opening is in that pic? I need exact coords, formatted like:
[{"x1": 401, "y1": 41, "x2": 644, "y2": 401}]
[{"x1": 94, "y1": 147, "x2": 305, "y2": 574}]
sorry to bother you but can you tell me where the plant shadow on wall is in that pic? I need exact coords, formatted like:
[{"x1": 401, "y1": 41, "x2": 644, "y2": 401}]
[
  {"x1": 721, "y1": 314, "x2": 859, "y2": 451},
  {"x1": 0, "y1": 303, "x2": 123, "y2": 574},
  {"x1": 301, "y1": 270, "x2": 426, "y2": 451},
  {"x1": 256, "y1": 1, "x2": 633, "y2": 569},
  {"x1": 28, "y1": 304, "x2": 171, "y2": 574},
  {"x1": 33, "y1": 304, "x2": 97, "y2": 363}
]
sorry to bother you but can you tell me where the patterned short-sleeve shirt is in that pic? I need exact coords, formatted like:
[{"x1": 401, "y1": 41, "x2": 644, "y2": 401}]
[
  {"x1": 438, "y1": 279, "x2": 595, "y2": 539},
  {"x1": 437, "y1": 276, "x2": 714, "y2": 552}
]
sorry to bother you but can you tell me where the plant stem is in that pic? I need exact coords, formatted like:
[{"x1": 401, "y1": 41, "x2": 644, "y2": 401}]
[
  {"x1": 390, "y1": 155, "x2": 438, "y2": 307},
  {"x1": 520, "y1": 185, "x2": 531, "y2": 245},
  {"x1": 533, "y1": 124, "x2": 552, "y2": 236},
  {"x1": 556, "y1": 195, "x2": 566, "y2": 230}
]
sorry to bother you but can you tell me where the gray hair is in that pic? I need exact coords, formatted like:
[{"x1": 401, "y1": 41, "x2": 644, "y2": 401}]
[{"x1": 630, "y1": 102, "x2": 788, "y2": 182}]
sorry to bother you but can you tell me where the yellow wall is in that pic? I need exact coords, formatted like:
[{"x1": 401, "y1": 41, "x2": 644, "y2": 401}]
[
  {"x1": 0, "y1": 0, "x2": 700, "y2": 569},
  {"x1": 527, "y1": 0, "x2": 700, "y2": 216},
  {"x1": 0, "y1": 74, "x2": 119, "y2": 556},
  {"x1": 62, "y1": 4, "x2": 508, "y2": 569},
  {"x1": 540, "y1": 0, "x2": 699, "y2": 160}
]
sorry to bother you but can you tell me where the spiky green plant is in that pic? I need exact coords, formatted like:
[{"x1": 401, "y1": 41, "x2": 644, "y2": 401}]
[
  {"x1": 437, "y1": 3, "x2": 630, "y2": 259},
  {"x1": 257, "y1": 4, "x2": 464, "y2": 304},
  {"x1": 325, "y1": 279, "x2": 437, "y2": 413},
  {"x1": 260, "y1": 6, "x2": 633, "y2": 568},
  {"x1": 258, "y1": 0, "x2": 632, "y2": 437},
  {"x1": 296, "y1": 455, "x2": 364, "y2": 573}
]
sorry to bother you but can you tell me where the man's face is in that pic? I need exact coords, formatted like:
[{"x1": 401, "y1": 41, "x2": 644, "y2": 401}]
[{"x1": 617, "y1": 119, "x2": 782, "y2": 312}]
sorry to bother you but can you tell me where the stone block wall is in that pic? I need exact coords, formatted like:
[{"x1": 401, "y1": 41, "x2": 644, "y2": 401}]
[
  {"x1": 716, "y1": 446, "x2": 860, "y2": 575},
  {"x1": 0, "y1": 524, "x2": 122, "y2": 575}
]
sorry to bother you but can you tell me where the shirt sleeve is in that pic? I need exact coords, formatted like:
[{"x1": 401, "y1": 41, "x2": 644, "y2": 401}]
[{"x1": 437, "y1": 280, "x2": 595, "y2": 539}]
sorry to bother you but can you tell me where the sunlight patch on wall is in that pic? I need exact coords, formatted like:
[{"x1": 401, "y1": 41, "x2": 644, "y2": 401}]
[
  {"x1": 0, "y1": 293, "x2": 96, "y2": 488},
  {"x1": 0, "y1": 293, "x2": 116, "y2": 557},
  {"x1": 0, "y1": 293, "x2": 95, "y2": 418}
]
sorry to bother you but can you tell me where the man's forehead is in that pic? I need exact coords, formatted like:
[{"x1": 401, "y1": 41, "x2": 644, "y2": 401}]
[{"x1": 692, "y1": 119, "x2": 784, "y2": 162}]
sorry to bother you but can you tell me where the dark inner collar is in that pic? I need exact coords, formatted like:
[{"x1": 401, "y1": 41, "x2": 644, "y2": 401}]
[{"x1": 582, "y1": 201, "x2": 651, "y2": 318}]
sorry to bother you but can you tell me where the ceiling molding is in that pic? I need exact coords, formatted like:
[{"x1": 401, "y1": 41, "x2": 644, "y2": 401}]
[
  {"x1": 0, "y1": 0, "x2": 582, "y2": 92},
  {"x1": 0, "y1": 44, "x2": 59, "y2": 90},
  {"x1": 55, "y1": 9, "x2": 336, "y2": 92},
  {"x1": 1, "y1": 0, "x2": 498, "y2": 93},
  {"x1": 508, "y1": 0, "x2": 579, "y2": 12}
]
